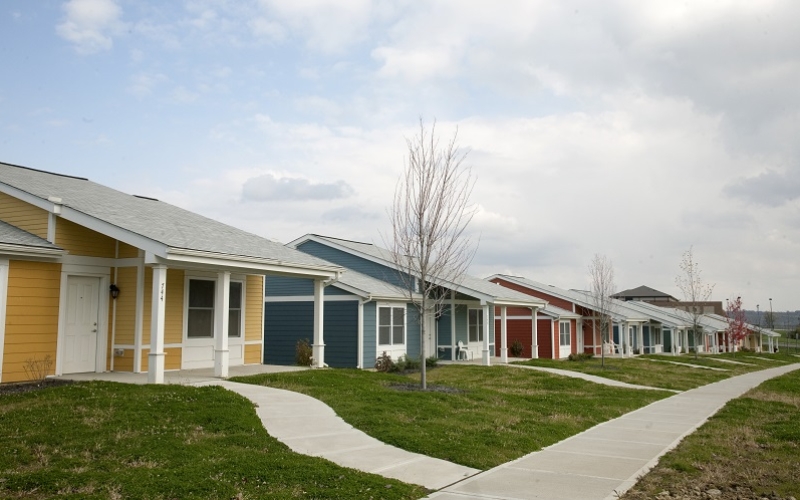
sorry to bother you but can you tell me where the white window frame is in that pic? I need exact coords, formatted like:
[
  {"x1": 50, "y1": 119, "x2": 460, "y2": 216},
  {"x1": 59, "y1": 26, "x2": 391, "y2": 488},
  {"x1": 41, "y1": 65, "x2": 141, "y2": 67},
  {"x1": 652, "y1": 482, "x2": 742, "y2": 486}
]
[
  {"x1": 378, "y1": 305, "x2": 406, "y2": 346},
  {"x1": 559, "y1": 320, "x2": 571, "y2": 347},
  {"x1": 468, "y1": 308, "x2": 484, "y2": 343},
  {"x1": 186, "y1": 277, "x2": 215, "y2": 339}
]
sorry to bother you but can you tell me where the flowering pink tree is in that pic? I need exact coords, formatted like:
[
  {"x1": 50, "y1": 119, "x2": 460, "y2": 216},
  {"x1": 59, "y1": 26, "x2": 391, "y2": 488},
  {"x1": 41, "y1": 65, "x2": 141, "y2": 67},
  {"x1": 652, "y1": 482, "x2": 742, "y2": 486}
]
[{"x1": 725, "y1": 296, "x2": 748, "y2": 355}]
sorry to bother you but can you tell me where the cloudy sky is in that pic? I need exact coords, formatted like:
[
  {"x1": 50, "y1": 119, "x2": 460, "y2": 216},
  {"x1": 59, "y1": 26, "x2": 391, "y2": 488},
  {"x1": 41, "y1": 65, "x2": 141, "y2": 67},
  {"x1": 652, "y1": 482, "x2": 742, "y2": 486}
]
[{"x1": 1, "y1": 1, "x2": 798, "y2": 313}]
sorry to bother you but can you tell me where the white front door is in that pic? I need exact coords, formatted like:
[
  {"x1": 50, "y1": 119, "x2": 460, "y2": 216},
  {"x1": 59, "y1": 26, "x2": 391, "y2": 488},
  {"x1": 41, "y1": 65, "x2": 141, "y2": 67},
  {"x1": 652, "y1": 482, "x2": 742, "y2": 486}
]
[
  {"x1": 63, "y1": 276, "x2": 100, "y2": 374},
  {"x1": 559, "y1": 320, "x2": 571, "y2": 359}
]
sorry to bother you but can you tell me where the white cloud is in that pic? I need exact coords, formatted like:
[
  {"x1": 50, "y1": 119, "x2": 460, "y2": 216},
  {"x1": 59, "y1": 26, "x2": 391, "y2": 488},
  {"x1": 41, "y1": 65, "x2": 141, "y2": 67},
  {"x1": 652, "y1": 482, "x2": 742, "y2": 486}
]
[
  {"x1": 242, "y1": 173, "x2": 355, "y2": 201},
  {"x1": 127, "y1": 72, "x2": 168, "y2": 98},
  {"x1": 56, "y1": 0, "x2": 124, "y2": 54}
]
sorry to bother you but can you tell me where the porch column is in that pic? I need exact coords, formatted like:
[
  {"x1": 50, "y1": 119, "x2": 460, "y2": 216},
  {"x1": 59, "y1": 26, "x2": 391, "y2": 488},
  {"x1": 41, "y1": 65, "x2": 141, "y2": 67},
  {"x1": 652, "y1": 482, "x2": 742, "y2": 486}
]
[
  {"x1": 148, "y1": 265, "x2": 167, "y2": 384},
  {"x1": 312, "y1": 279, "x2": 325, "y2": 368},
  {"x1": 450, "y1": 292, "x2": 456, "y2": 361},
  {"x1": 531, "y1": 308, "x2": 538, "y2": 359},
  {"x1": 481, "y1": 303, "x2": 491, "y2": 366},
  {"x1": 214, "y1": 271, "x2": 230, "y2": 378},
  {"x1": 500, "y1": 306, "x2": 508, "y2": 363},
  {"x1": 637, "y1": 324, "x2": 643, "y2": 355}
]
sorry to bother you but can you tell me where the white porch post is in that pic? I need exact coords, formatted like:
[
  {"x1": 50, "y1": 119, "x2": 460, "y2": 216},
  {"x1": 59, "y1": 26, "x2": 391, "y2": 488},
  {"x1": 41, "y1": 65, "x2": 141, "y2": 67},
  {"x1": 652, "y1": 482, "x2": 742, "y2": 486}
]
[
  {"x1": 481, "y1": 303, "x2": 491, "y2": 366},
  {"x1": 637, "y1": 324, "x2": 643, "y2": 355},
  {"x1": 148, "y1": 265, "x2": 167, "y2": 384},
  {"x1": 531, "y1": 308, "x2": 538, "y2": 359},
  {"x1": 214, "y1": 271, "x2": 231, "y2": 378},
  {"x1": 357, "y1": 299, "x2": 364, "y2": 369},
  {"x1": 312, "y1": 279, "x2": 325, "y2": 368},
  {"x1": 500, "y1": 306, "x2": 508, "y2": 363}
]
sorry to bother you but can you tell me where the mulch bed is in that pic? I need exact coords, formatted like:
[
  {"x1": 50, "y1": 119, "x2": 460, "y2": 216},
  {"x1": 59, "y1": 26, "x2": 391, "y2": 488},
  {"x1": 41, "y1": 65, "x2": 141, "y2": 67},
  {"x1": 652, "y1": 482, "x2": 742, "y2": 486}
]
[{"x1": 0, "y1": 379, "x2": 74, "y2": 396}]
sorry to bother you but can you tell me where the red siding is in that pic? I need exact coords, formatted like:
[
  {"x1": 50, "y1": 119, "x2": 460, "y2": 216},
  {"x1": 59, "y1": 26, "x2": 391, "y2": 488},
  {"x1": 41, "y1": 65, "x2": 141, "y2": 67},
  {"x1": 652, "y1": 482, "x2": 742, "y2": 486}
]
[
  {"x1": 490, "y1": 278, "x2": 575, "y2": 311},
  {"x1": 494, "y1": 319, "x2": 536, "y2": 358},
  {"x1": 538, "y1": 318, "x2": 554, "y2": 359}
]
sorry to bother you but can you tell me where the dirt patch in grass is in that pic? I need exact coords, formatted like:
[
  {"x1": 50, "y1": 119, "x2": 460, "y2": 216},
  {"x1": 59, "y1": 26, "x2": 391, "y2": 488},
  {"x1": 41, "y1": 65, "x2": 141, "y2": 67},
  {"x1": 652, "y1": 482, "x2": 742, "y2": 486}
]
[
  {"x1": 0, "y1": 379, "x2": 74, "y2": 396},
  {"x1": 387, "y1": 383, "x2": 466, "y2": 394}
]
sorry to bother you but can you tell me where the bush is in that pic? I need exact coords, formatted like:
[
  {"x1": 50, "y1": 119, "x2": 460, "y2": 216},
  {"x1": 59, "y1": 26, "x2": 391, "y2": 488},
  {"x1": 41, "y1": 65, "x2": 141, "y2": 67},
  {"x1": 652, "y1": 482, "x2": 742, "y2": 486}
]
[
  {"x1": 295, "y1": 339, "x2": 313, "y2": 366},
  {"x1": 567, "y1": 352, "x2": 594, "y2": 362},
  {"x1": 375, "y1": 351, "x2": 394, "y2": 372},
  {"x1": 426, "y1": 356, "x2": 439, "y2": 368},
  {"x1": 510, "y1": 339, "x2": 524, "y2": 357},
  {"x1": 395, "y1": 355, "x2": 420, "y2": 372},
  {"x1": 23, "y1": 355, "x2": 53, "y2": 384}
]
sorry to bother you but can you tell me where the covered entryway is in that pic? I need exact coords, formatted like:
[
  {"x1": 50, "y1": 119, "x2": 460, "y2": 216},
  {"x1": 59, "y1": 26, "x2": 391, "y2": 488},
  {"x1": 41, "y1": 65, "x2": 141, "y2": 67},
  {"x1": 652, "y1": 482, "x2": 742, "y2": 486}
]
[{"x1": 62, "y1": 276, "x2": 101, "y2": 374}]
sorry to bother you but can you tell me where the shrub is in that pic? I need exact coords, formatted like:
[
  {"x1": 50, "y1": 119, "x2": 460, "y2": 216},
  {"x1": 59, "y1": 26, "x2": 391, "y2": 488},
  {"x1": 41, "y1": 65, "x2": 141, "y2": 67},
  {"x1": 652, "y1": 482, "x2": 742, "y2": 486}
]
[
  {"x1": 295, "y1": 339, "x2": 313, "y2": 366},
  {"x1": 395, "y1": 355, "x2": 420, "y2": 372},
  {"x1": 510, "y1": 339, "x2": 524, "y2": 357},
  {"x1": 567, "y1": 352, "x2": 594, "y2": 362},
  {"x1": 425, "y1": 356, "x2": 439, "y2": 368},
  {"x1": 375, "y1": 351, "x2": 394, "y2": 372},
  {"x1": 23, "y1": 355, "x2": 53, "y2": 384}
]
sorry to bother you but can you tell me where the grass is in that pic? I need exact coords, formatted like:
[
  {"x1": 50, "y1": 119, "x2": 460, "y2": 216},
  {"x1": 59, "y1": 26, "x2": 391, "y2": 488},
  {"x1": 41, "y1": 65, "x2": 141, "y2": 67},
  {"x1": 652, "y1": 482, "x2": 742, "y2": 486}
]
[
  {"x1": 515, "y1": 353, "x2": 775, "y2": 391},
  {"x1": 0, "y1": 382, "x2": 427, "y2": 499},
  {"x1": 233, "y1": 365, "x2": 671, "y2": 470},
  {"x1": 622, "y1": 368, "x2": 800, "y2": 499}
]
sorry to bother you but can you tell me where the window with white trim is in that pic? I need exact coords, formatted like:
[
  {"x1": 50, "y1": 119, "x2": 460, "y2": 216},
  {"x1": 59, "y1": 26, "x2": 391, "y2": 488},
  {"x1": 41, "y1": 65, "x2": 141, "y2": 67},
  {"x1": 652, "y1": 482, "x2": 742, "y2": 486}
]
[
  {"x1": 188, "y1": 279, "x2": 215, "y2": 338},
  {"x1": 379, "y1": 306, "x2": 405, "y2": 345},
  {"x1": 559, "y1": 320, "x2": 571, "y2": 347},
  {"x1": 468, "y1": 308, "x2": 484, "y2": 343},
  {"x1": 187, "y1": 279, "x2": 244, "y2": 339},
  {"x1": 228, "y1": 281, "x2": 243, "y2": 338}
]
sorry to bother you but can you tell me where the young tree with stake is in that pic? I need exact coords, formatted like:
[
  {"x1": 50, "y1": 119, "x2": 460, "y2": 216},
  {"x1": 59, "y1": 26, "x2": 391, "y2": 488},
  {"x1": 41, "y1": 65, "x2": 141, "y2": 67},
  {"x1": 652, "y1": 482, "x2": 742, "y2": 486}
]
[
  {"x1": 388, "y1": 119, "x2": 476, "y2": 390},
  {"x1": 589, "y1": 254, "x2": 616, "y2": 368},
  {"x1": 675, "y1": 246, "x2": 715, "y2": 359}
]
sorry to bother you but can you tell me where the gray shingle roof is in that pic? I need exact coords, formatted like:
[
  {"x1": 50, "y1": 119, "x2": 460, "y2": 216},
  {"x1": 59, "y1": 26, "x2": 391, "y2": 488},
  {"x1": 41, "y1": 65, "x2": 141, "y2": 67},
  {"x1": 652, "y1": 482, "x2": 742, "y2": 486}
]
[
  {"x1": 612, "y1": 285, "x2": 677, "y2": 300},
  {"x1": 335, "y1": 269, "x2": 412, "y2": 300},
  {"x1": 0, "y1": 219, "x2": 61, "y2": 251},
  {"x1": 308, "y1": 235, "x2": 545, "y2": 305},
  {"x1": 0, "y1": 162, "x2": 338, "y2": 269}
]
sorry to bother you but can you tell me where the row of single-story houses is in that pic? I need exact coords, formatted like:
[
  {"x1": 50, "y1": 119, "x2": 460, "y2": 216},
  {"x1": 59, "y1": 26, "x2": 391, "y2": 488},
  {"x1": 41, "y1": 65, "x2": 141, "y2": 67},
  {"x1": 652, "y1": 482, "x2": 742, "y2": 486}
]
[{"x1": 0, "y1": 162, "x2": 780, "y2": 384}]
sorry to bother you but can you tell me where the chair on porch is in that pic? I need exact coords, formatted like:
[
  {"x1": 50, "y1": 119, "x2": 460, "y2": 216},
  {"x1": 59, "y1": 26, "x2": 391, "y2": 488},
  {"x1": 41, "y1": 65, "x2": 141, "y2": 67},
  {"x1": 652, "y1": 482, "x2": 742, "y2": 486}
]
[{"x1": 457, "y1": 341, "x2": 473, "y2": 360}]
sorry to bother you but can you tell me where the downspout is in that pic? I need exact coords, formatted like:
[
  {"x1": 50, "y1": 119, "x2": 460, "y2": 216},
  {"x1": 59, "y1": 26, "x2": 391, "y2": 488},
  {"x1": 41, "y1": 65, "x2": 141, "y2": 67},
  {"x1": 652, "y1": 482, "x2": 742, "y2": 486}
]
[{"x1": 357, "y1": 295, "x2": 371, "y2": 369}]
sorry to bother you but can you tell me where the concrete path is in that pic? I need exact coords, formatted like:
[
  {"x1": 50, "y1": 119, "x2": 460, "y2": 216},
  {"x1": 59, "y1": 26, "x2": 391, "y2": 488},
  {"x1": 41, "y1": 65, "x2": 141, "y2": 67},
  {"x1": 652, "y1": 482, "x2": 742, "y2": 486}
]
[
  {"x1": 507, "y1": 363, "x2": 678, "y2": 392},
  {"x1": 196, "y1": 380, "x2": 479, "y2": 490},
  {"x1": 426, "y1": 363, "x2": 800, "y2": 500},
  {"x1": 710, "y1": 358, "x2": 756, "y2": 366},
  {"x1": 646, "y1": 359, "x2": 728, "y2": 371}
]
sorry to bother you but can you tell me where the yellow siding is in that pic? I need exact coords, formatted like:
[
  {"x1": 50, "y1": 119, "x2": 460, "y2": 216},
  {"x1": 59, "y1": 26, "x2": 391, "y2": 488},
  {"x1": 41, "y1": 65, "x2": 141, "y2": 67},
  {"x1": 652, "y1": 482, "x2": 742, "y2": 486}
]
[
  {"x1": 114, "y1": 348, "x2": 135, "y2": 372},
  {"x1": 2, "y1": 261, "x2": 61, "y2": 383},
  {"x1": 244, "y1": 344, "x2": 262, "y2": 365},
  {"x1": 55, "y1": 218, "x2": 116, "y2": 258},
  {"x1": 0, "y1": 192, "x2": 49, "y2": 239},
  {"x1": 245, "y1": 275, "x2": 263, "y2": 342},
  {"x1": 165, "y1": 269, "x2": 184, "y2": 344},
  {"x1": 112, "y1": 267, "x2": 138, "y2": 345},
  {"x1": 117, "y1": 242, "x2": 139, "y2": 258},
  {"x1": 141, "y1": 267, "x2": 152, "y2": 344},
  {"x1": 140, "y1": 347, "x2": 182, "y2": 372}
]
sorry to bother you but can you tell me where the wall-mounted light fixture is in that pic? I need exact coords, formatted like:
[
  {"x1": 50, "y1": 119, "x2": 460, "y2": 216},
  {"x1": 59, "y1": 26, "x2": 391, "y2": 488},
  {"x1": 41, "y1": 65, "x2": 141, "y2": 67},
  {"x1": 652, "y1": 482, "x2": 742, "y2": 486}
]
[{"x1": 110, "y1": 284, "x2": 121, "y2": 299}]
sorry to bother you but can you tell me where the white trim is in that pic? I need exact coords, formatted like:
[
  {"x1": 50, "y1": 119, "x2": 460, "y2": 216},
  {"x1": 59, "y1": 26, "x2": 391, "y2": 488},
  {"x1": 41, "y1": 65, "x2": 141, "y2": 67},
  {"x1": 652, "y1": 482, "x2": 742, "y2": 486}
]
[
  {"x1": 134, "y1": 258, "x2": 145, "y2": 372},
  {"x1": 264, "y1": 295, "x2": 368, "y2": 302},
  {"x1": 0, "y1": 243, "x2": 63, "y2": 258},
  {"x1": 47, "y1": 213, "x2": 56, "y2": 243},
  {"x1": 357, "y1": 299, "x2": 365, "y2": 369},
  {"x1": 148, "y1": 264, "x2": 167, "y2": 383},
  {"x1": 0, "y1": 259, "x2": 9, "y2": 382},
  {"x1": 260, "y1": 276, "x2": 266, "y2": 365},
  {"x1": 110, "y1": 242, "x2": 119, "y2": 371},
  {"x1": 62, "y1": 255, "x2": 141, "y2": 268}
]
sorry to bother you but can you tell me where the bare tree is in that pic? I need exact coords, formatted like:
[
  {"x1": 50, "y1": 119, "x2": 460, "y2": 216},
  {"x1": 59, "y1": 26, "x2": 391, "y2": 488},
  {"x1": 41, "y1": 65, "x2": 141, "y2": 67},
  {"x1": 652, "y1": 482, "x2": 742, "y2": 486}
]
[
  {"x1": 589, "y1": 254, "x2": 616, "y2": 368},
  {"x1": 388, "y1": 119, "x2": 477, "y2": 389},
  {"x1": 675, "y1": 246, "x2": 715, "y2": 359}
]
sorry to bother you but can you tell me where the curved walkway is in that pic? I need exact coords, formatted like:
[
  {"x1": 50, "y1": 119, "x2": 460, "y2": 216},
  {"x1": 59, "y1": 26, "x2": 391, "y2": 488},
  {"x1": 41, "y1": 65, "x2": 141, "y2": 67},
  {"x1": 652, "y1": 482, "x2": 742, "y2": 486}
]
[
  {"x1": 507, "y1": 363, "x2": 679, "y2": 392},
  {"x1": 426, "y1": 362, "x2": 800, "y2": 500},
  {"x1": 195, "y1": 380, "x2": 479, "y2": 490}
]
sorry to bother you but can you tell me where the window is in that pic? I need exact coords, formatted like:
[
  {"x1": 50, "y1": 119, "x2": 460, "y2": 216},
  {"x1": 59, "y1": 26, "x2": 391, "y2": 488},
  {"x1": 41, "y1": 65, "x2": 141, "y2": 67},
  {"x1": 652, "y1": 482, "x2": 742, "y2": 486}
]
[
  {"x1": 379, "y1": 306, "x2": 405, "y2": 345},
  {"x1": 188, "y1": 279, "x2": 215, "y2": 338},
  {"x1": 468, "y1": 309, "x2": 483, "y2": 343},
  {"x1": 559, "y1": 321, "x2": 571, "y2": 347},
  {"x1": 188, "y1": 279, "x2": 243, "y2": 338},
  {"x1": 228, "y1": 281, "x2": 242, "y2": 338}
]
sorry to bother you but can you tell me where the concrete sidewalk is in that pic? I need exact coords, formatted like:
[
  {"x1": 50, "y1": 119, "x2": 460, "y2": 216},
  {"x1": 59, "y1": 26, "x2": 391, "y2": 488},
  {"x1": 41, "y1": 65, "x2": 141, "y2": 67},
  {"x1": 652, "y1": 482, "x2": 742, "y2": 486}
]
[
  {"x1": 507, "y1": 363, "x2": 678, "y2": 392},
  {"x1": 426, "y1": 363, "x2": 800, "y2": 500},
  {"x1": 196, "y1": 380, "x2": 479, "y2": 490}
]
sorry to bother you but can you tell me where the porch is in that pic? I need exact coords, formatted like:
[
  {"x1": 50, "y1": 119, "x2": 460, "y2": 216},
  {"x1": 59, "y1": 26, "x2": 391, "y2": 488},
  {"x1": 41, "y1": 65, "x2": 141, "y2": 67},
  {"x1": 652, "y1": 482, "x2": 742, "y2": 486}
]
[{"x1": 54, "y1": 364, "x2": 308, "y2": 385}]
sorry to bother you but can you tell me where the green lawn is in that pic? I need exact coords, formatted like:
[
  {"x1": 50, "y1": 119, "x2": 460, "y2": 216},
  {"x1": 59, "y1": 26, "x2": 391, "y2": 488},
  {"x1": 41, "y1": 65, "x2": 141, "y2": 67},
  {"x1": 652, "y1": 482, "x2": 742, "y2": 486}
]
[
  {"x1": 0, "y1": 382, "x2": 426, "y2": 500},
  {"x1": 234, "y1": 365, "x2": 671, "y2": 469},
  {"x1": 623, "y1": 368, "x2": 800, "y2": 499},
  {"x1": 515, "y1": 354, "x2": 772, "y2": 391}
]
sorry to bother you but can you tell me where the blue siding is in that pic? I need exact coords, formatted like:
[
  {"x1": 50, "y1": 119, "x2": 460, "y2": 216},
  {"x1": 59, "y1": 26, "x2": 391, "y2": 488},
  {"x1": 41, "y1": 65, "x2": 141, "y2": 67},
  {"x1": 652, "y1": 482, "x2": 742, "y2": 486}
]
[
  {"x1": 406, "y1": 304, "x2": 421, "y2": 358},
  {"x1": 643, "y1": 326, "x2": 651, "y2": 346},
  {"x1": 297, "y1": 240, "x2": 413, "y2": 289},
  {"x1": 265, "y1": 276, "x2": 313, "y2": 296},
  {"x1": 264, "y1": 300, "x2": 359, "y2": 367},
  {"x1": 664, "y1": 328, "x2": 673, "y2": 351},
  {"x1": 264, "y1": 301, "x2": 312, "y2": 365},
  {"x1": 363, "y1": 301, "x2": 377, "y2": 367},
  {"x1": 438, "y1": 305, "x2": 452, "y2": 346},
  {"x1": 326, "y1": 285, "x2": 355, "y2": 296}
]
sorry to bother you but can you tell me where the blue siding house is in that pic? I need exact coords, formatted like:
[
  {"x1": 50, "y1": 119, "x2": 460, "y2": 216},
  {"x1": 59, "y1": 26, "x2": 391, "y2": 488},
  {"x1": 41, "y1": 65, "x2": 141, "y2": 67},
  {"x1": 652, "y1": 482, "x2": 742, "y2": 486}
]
[{"x1": 263, "y1": 235, "x2": 546, "y2": 369}]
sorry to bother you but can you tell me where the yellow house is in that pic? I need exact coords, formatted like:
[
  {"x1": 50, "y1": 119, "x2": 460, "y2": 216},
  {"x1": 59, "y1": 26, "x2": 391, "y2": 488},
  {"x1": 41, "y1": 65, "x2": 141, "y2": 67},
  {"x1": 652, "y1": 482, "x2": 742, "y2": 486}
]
[{"x1": 0, "y1": 162, "x2": 342, "y2": 384}]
